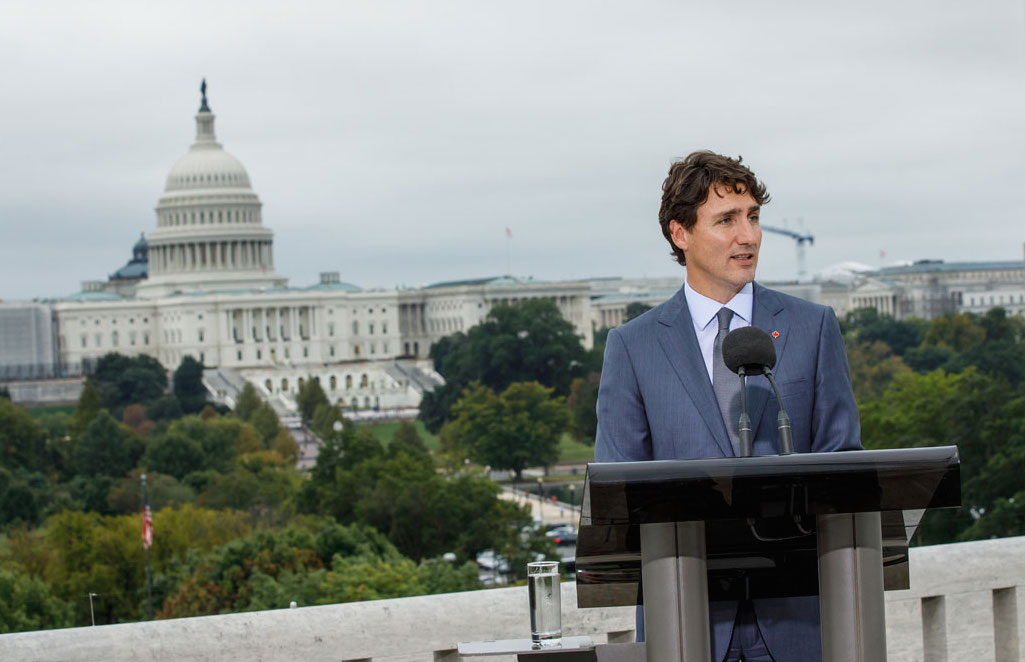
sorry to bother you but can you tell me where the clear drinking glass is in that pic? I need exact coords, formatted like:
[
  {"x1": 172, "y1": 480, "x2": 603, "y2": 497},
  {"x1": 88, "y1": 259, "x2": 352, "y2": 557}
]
[{"x1": 527, "y1": 561, "x2": 562, "y2": 646}]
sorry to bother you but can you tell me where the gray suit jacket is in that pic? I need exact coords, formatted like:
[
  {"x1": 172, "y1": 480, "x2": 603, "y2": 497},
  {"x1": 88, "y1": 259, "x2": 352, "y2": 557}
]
[{"x1": 595, "y1": 282, "x2": 862, "y2": 662}]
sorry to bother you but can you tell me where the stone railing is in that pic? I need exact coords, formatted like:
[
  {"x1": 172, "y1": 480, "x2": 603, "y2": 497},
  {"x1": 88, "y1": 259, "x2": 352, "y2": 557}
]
[{"x1": 1, "y1": 536, "x2": 1022, "y2": 661}]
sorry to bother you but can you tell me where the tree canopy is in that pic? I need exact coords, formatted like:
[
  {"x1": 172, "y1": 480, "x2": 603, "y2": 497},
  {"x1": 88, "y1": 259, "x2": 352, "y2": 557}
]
[
  {"x1": 445, "y1": 381, "x2": 569, "y2": 480},
  {"x1": 420, "y1": 299, "x2": 586, "y2": 432},
  {"x1": 297, "y1": 378, "x2": 330, "y2": 425},
  {"x1": 89, "y1": 353, "x2": 168, "y2": 415},
  {"x1": 173, "y1": 356, "x2": 208, "y2": 414}
]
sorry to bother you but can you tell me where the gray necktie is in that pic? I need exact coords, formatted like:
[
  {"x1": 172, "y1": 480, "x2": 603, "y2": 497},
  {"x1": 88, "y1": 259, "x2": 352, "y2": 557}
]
[{"x1": 713, "y1": 307, "x2": 741, "y2": 456}]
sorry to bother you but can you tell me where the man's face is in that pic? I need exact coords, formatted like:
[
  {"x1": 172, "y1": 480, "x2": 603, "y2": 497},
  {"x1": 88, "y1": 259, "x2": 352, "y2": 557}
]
[{"x1": 669, "y1": 184, "x2": 761, "y2": 303}]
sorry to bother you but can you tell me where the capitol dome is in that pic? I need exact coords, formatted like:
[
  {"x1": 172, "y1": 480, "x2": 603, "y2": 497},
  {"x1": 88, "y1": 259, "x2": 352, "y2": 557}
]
[
  {"x1": 164, "y1": 148, "x2": 252, "y2": 192},
  {"x1": 135, "y1": 80, "x2": 287, "y2": 299}
]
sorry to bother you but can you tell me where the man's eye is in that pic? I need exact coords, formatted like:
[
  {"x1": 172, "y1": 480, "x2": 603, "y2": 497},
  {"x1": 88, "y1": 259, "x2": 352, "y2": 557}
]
[{"x1": 749, "y1": 215, "x2": 760, "y2": 223}]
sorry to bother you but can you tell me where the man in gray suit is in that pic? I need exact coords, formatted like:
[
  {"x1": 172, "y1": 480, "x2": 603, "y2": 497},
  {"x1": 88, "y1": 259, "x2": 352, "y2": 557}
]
[{"x1": 595, "y1": 151, "x2": 862, "y2": 662}]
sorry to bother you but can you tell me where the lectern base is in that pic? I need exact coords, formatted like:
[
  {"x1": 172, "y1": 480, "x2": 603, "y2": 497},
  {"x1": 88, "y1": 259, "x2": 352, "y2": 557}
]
[
  {"x1": 640, "y1": 521, "x2": 710, "y2": 662},
  {"x1": 817, "y1": 512, "x2": 887, "y2": 662}
]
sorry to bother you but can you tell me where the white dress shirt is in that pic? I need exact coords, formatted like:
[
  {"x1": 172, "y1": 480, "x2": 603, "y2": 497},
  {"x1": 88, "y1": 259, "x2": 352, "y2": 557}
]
[{"x1": 683, "y1": 281, "x2": 754, "y2": 384}]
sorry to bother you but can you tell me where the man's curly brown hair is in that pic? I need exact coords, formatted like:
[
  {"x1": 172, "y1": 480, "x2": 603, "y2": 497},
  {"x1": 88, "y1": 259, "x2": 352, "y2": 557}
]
[{"x1": 658, "y1": 151, "x2": 770, "y2": 266}]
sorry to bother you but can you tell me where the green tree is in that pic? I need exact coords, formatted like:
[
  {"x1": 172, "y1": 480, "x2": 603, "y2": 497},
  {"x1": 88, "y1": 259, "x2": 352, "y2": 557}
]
[
  {"x1": 0, "y1": 398, "x2": 47, "y2": 472},
  {"x1": 0, "y1": 567, "x2": 75, "y2": 633},
  {"x1": 106, "y1": 470, "x2": 195, "y2": 514},
  {"x1": 959, "y1": 492, "x2": 1025, "y2": 541},
  {"x1": 624, "y1": 302, "x2": 652, "y2": 322},
  {"x1": 419, "y1": 382, "x2": 465, "y2": 435},
  {"x1": 73, "y1": 411, "x2": 142, "y2": 479},
  {"x1": 297, "y1": 378, "x2": 330, "y2": 425},
  {"x1": 311, "y1": 402, "x2": 344, "y2": 440},
  {"x1": 859, "y1": 367, "x2": 1022, "y2": 544},
  {"x1": 250, "y1": 402, "x2": 283, "y2": 446},
  {"x1": 197, "y1": 455, "x2": 301, "y2": 519},
  {"x1": 429, "y1": 332, "x2": 468, "y2": 373},
  {"x1": 979, "y1": 307, "x2": 1021, "y2": 343},
  {"x1": 67, "y1": 475, "x2": 116, "y2": 515},
  {"x1": 164, "y1": 416, "x2": 243, "y2": 473},
  {"x1": 146, "y1": 395, "x2": 184, "y2": 422},
  {"x1": 89, "y1": 353, "x2": 168, "y2": 414},
  {"x1": 566, "y1": 375, "x2": 599, "y2": 442},
  {"x1": 144, "y1": 430, "x2": 206, "y2": 480},
  {"x1": 301, "y1": 423, "x2": 530, "y2": 562},
  {"x1": 447, "y1": 381, "x2": 569, "y2": 481},
  {"x1": 0, "y1": 467, "x2": 46, "y2": 526},
  {"x1": 273, "y1": 428, "x2": 300, "y2": 464},
  {"x1": 922, "y1": 313, "x2": 985, "y2": 353},
  {"x1": 41, "y1": 509, "x2": 148, "y2": 625},
  {"x1": 233, "y1": 383, "x2": 262, "y2": 421},
  {"x1": 157, "y1": 527, "x2": 324, "y2": 617},
  {"x1": 843, "y1": 339, "x2": 911, "y2": 404},
  {"x1": 69, "y1": 380, "x2": 104, "y2": 438},
  {"x1": 841, "y1": 308, "x2": 926, "y2": 357},
  {"x1": 389, "y1": 421, "x2": 429, "y2": 459},
  {"x1": 173, "y1": 356, "x2": 208, "y2": 414},
  {"x1": 420, "y1": 299, "x2": 587, "y2": 432}
]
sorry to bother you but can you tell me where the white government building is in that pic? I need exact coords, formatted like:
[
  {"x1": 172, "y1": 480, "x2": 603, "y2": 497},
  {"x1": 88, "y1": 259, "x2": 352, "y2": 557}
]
[
  {"x1": 3, "y1": 83, "x2": 1023, "y2": 408},
  {"x1": 45, "y1": 84, "x2": 592, "y2": 411}
]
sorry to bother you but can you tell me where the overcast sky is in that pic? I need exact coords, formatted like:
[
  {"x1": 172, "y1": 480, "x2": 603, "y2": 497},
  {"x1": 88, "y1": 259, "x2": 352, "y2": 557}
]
[{"x1": 2, "y1": 0, "x2": 1024, "y2": 300}]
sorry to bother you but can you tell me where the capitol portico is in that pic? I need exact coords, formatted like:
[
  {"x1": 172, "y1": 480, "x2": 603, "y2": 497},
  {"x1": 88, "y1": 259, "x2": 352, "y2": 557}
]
[{"x1": 49, "y1": 82, "x2": 592, "y2": 409}]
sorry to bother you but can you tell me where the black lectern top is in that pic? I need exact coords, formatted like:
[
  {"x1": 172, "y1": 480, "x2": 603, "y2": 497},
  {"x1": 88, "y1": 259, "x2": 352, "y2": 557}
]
[{"x1": 575, "y1": 447, "x2": 960, "y2": 607}]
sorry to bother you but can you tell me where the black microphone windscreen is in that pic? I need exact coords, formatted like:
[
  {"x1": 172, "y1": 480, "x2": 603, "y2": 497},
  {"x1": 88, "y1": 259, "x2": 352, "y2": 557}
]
[{"x1": 722, "y1": 326, "x2": 777, "y2": 375}]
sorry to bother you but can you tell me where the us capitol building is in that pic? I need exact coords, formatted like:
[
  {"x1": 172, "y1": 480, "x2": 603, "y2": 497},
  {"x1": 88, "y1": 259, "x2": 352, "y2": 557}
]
[{"x1": 41, "y1": 84, "x2": 593, "y2": 410}]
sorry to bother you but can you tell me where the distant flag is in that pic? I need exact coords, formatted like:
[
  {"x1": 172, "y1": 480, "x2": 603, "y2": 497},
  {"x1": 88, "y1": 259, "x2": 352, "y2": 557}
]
[
  {"x1": 142, "y1": 499, "x2": 153, "y2": 550},
  {"x1": 506, "y1": 227, "x2": 513, "y2": 239},
  {"x1": 879, "y1": 250, "x2": 887, "y2": 260}
]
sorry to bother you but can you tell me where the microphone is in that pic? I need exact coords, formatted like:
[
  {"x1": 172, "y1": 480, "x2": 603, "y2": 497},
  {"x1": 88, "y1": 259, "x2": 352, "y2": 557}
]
[{"x1": 722, "y1": 327, "x2": 794, "y2": 455}]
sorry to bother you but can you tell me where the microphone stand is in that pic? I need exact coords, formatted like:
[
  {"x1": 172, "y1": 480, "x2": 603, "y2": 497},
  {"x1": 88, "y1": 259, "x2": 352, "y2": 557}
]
[
  {"x1": 763, "y1": 368, "x2": 794, "y2": 455},
  {"x1": 737, "y1": 367, "x2": 753, "y2": 457}
]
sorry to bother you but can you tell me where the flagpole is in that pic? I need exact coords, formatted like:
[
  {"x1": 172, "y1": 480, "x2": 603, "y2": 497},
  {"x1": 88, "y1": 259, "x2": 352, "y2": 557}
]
[
  {"x1": 505, "y1": 227, "x2": 512, "y2": 276},
  {"x1": 141, "y1": 473, "x2": 153, "y2": 620}
]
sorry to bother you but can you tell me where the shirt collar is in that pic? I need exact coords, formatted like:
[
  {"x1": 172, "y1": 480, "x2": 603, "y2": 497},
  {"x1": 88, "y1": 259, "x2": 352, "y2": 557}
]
[{"x1": 684, "y1": 281, "x2": 754, "y2": 330}]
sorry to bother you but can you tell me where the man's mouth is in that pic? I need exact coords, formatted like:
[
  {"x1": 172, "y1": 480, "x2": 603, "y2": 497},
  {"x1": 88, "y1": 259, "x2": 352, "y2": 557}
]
[{"x1": 731, "y1": 252, "x2": 755, "y2": 261}]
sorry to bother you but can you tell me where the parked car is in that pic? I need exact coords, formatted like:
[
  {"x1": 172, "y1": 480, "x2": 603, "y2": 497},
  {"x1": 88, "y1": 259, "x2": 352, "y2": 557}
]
[
  {"x1": 546, "y1": 526, "x2": 577, "y2": 546},
  {"x1": 475, "y1": 549, "x2": 510, "y2": 573}
]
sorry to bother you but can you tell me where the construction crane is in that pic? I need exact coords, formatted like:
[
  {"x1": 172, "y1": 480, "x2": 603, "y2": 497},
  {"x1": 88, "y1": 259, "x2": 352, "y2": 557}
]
[{"x1": 762, "y1": 224, "x2": 814, "y2": 281}]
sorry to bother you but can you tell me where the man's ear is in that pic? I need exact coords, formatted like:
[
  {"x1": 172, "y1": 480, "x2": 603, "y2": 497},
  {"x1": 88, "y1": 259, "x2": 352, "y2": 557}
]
[{"x1": 669, "y1": 220, "x2": 689, "y2": 252}]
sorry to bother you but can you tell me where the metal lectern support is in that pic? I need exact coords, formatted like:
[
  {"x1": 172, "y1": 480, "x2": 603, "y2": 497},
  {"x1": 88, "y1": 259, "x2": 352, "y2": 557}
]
[
  {"x1": 640, "y1": 521, "x2": 711, "y2": 662},
  {"x1": 817, "y1": 512, "x2": 887, "y2": 662}
]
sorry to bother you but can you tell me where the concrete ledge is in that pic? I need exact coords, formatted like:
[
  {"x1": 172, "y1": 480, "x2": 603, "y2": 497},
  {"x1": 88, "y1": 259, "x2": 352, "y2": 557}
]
[
  {"x1": 3, "y1": 536, "x2": 1024, "y2": 661},
  {"x1": 0, "y1": 582, "x2": 634, "y2": 662}
]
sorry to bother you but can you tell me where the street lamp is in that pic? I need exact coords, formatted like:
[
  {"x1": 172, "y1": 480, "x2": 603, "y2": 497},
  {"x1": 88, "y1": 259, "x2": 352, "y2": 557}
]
[
  {"x1": 537, "y1": 477, "x2": 544, "y2": 528},
  {"x1": 569, "y1": 483, "x2": 576, "y2": 512}
]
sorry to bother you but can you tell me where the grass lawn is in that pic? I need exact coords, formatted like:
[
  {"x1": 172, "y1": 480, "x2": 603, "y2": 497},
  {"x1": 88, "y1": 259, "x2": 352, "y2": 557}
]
[
  {"x1": 27, "y1": 405, "x2": 75, "y2": 418},
  {"x1": 556, "y1": 434, "x2": 595, "y2": 463},
  {"x1": 359, "y1": 420, "x2": 440, "y2": 452}
]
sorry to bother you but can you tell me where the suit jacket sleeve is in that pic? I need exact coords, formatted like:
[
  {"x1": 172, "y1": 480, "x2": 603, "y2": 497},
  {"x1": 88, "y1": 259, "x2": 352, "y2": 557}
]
[
  {"x1": 811, "y1": 307, "x2": 862, "y2": 452},
  {"x1": 594, "y1": 327, "x2": 654, "y2": 461}
]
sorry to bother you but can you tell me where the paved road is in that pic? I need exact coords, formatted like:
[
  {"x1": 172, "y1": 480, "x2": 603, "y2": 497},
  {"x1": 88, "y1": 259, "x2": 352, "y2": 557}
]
[{"x1": 499, "y1": 485, "x2": 579, "y2": 526}]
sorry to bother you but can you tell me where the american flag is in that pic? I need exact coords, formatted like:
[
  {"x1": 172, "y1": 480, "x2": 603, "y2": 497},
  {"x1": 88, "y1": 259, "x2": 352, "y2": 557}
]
[
  {"x1": 142, "y1": 502, "x2": 153, "y2": 550},
  {"x1": 506, "y1": 227, "x2": 513, "y2": 238}
]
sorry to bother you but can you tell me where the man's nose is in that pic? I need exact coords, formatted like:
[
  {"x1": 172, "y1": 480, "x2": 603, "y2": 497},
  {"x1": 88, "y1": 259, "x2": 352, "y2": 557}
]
[{"x1": 734, "y1": 222, "x2": 759, "y2": 245}]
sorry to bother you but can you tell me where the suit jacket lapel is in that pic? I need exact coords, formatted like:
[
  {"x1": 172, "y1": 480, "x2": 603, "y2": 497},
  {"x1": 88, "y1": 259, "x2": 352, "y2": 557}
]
[
  {"x1": 656, "y1": 287, "x2": 734, "y2": 457},
  {"x1": 749, "y1": 283, "x2": 791, "y2": 435}
]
